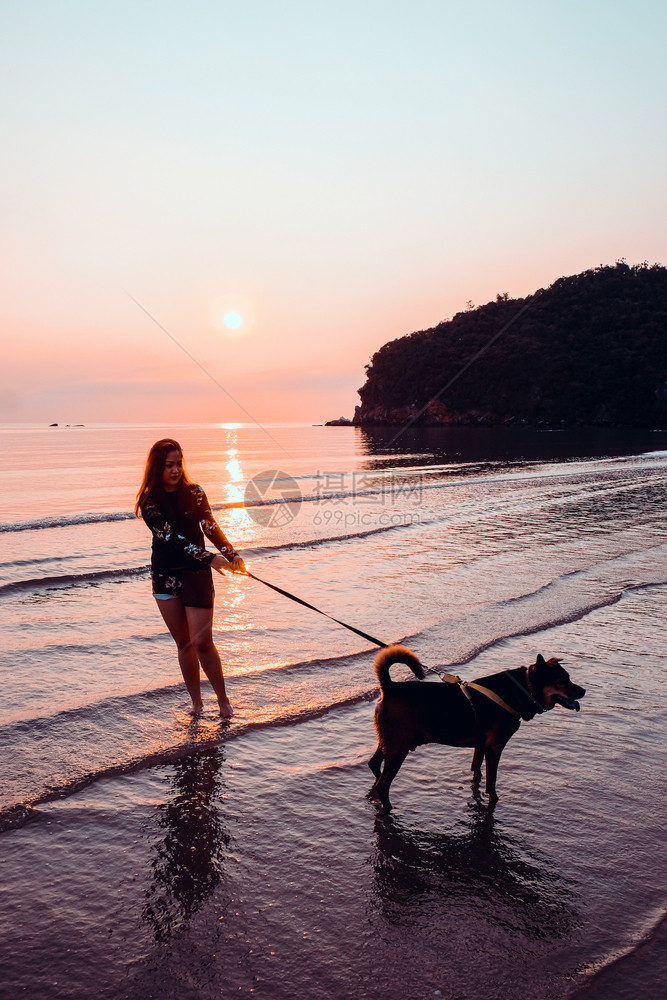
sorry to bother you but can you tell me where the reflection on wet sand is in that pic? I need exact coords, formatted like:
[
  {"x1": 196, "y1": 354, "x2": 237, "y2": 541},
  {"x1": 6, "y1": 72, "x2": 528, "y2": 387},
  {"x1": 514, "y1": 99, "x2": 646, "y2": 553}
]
[
  {"x1": 142, "y1": 745, "x2": 229, "y2": 941},
  {"x1": 370, "y1": 798, "x2": 578, "y2": 940}
]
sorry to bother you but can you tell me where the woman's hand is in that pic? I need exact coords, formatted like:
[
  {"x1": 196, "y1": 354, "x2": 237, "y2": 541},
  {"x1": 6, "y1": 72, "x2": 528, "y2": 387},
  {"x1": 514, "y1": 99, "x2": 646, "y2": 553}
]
[
  {"x1": 230, "y1": 554, "x2": 247, "y2": 574},
  {"x1": 211, "y1": 553, "x2": 233, "y2": 572},
  {"x1": 211, "y1": 553, "x2": 247, "y2": 574}
]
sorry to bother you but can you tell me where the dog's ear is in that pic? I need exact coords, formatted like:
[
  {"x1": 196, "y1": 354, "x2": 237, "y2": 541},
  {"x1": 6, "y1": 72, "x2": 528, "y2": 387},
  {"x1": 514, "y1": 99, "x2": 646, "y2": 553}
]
[{"x1": 529, "y1": 654, "x2": 549, "y2": 680}]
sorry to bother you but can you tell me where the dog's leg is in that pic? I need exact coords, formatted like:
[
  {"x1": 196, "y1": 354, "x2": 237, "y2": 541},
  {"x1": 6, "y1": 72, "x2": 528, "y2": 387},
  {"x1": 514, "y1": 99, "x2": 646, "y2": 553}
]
[
  {"x1": 470, "y1": 746, "x2": 484, "y2": 782},
  {"x1": 484, "y1": 744, "x2": 504, "y2": 803},
  {"x1": 368, "y1": 746, "x2": 384, "y2": 779},
  {"x1": 375, "y1": 749, "x2": 409, "y2": 813}
]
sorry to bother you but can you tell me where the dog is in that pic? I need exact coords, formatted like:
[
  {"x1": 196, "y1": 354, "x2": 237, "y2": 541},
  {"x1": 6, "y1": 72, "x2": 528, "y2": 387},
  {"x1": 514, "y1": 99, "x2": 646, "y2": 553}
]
[{"x1": 368, "y1": 645, "x2": 585, "y2": 812}]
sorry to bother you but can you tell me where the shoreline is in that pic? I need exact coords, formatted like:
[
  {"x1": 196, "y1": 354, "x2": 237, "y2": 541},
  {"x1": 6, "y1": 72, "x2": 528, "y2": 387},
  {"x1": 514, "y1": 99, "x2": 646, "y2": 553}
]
[{"x1": 568, "y1": 909, "x2": 667, "y2": 998}]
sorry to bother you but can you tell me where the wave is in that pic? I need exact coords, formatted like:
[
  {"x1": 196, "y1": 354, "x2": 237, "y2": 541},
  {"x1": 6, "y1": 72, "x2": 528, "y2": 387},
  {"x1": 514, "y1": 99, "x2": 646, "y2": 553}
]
[
  {"x1": 5, "y1": 515, "x2": 665, "y2": 607},
  {"x1": 0, "y1": 521, "x2": 430, "y2": 597},
  {"x1": 0, "y1": 484, "x2": 436, "y2": 533},
  {"x1": 568, "y1": 906, "x2": 667, "y2": 997},
  {"x1": 0, "y1": 686, "x2": 379, "y2": 833},
  {"x1": 437, "y1": 578, "x2": 667, "y2": 669},
  {"x1": 243, "y1": 519, "x2": 423, "y2": 557},
  {"x1": 0, "y1": 510, "x2": 136, "y2": 533},
  {"x1": 0, "y1": 565, "x2": 149, "y2": 596},
  {"x1": 6, "y1": 456, "x2": 661, "y2": 534},
  {"x1": 4, "y1": 476, "x2": 659, "y2": 598},
  {"x1": 0, "y1": 552, "x2": 93, "y2": 570},
  {"x1": 1, "y1": 646, "x2": 379, "y2": 732}
]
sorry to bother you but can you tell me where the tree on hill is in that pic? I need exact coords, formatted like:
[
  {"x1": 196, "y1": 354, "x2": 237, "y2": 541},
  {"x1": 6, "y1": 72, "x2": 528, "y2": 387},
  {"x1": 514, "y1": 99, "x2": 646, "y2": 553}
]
[{"x1": 354, "y1": 262, "x2": 667, "y2": 427}]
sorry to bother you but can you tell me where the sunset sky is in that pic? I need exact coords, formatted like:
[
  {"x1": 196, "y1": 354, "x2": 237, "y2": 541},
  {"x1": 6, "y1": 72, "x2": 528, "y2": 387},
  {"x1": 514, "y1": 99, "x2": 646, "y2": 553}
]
[{"x1": 2, "y1": 0, "x2": 666, "y2": 424}]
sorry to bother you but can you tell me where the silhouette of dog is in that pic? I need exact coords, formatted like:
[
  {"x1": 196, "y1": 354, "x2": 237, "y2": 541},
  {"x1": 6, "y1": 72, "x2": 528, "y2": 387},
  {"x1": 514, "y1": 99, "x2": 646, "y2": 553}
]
[{"x1": 369, "y1": 645, "x2": 585, "y2": 812}]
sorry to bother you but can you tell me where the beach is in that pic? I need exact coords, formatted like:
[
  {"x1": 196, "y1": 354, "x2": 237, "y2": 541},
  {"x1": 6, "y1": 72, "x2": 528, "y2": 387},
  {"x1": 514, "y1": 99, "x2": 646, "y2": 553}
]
[{"x1": 1, "y1": 423, "x2": 667, "y2": 999}]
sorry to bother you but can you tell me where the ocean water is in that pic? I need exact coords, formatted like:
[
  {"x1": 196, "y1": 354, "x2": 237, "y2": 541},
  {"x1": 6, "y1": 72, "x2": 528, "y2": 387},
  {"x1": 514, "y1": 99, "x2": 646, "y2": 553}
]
[{"x1": 1, "y1": 422, "x2": 666, "y2": 999}]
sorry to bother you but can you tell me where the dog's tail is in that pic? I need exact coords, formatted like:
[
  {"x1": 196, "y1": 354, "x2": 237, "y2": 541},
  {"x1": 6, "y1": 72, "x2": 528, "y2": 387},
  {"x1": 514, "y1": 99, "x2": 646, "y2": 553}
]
[{"x1": 374, "y1": 644, "x2": 425, "y2": 692}]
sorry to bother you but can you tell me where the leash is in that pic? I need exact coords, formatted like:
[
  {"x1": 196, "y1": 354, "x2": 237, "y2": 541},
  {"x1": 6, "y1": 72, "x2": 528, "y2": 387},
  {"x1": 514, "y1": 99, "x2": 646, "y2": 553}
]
[
  {"x1": 236, "y1": 568, "x2": 390, "y2": 649},
  {"x1": 221, "y1": 566, "x2": 542, "y2": 715}
]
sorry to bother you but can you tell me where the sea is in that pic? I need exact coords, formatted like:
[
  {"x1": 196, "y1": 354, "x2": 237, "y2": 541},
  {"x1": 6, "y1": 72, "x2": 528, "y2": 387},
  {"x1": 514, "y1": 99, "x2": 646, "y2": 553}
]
[{"x1": 1, "y1": 422, "x2": 666, "y2": 1000}]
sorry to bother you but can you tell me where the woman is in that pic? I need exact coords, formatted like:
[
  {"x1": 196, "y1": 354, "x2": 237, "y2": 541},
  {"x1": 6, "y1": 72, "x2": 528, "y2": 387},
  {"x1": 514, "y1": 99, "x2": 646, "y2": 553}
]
[{"x1": 135, "y1": 438, "x2": 245, "y2": 717}]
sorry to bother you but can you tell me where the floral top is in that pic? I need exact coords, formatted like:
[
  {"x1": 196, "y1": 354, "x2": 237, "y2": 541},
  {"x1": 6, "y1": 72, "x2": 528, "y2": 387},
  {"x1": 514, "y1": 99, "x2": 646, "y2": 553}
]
[{"x1": 141, "y1": 483, "x2": 236, "y2": 575}]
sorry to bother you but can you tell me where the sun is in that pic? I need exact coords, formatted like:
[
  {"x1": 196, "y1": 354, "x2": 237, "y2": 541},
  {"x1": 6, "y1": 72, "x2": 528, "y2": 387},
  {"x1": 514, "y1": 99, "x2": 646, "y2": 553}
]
[
  {"x1": 223, "y1": 310, "x2": 243, "y2": 331},
  {"x1": 209, "y1": 293, "x2": 255, "y2": 336}
]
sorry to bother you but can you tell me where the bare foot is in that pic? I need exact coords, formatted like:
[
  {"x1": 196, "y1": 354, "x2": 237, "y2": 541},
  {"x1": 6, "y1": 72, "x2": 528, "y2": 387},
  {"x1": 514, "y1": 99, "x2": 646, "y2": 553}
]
[
  {"x1": 217, "y1": 697, "x2": 234, "y2": 719},
  {"x1": 189, "y1": 701, "x2": 204, "y2": 716}
]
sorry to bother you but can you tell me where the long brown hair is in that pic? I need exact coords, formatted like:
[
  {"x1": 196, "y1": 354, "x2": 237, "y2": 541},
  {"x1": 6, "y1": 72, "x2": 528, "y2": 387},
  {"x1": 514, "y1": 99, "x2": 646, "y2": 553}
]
[{"x1": 135, "y1": 438, "x2": 193, "y2": 517}]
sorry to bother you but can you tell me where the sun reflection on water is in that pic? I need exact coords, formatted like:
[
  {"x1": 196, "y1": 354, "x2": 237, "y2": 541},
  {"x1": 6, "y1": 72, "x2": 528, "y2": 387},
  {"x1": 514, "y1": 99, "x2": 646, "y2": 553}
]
[{"x1": 225, "y1": 449, "x2": 245, "y2": 504}]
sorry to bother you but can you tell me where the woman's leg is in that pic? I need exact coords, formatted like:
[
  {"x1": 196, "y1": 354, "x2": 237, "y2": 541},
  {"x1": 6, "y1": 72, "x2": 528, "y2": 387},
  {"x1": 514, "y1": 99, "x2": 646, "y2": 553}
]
[
  {"x1": 155, "y1": 598, "x2": 204, "y2": 713},
  {"x1": 184, "y1": 605, "x2": 234, "y2": 718}
]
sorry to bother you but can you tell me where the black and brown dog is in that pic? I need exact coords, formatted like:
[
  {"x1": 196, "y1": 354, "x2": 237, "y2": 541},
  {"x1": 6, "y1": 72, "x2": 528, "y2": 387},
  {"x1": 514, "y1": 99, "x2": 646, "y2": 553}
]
[{"x1": 369, "y1": 645, "x2": 585, "y2": 812}]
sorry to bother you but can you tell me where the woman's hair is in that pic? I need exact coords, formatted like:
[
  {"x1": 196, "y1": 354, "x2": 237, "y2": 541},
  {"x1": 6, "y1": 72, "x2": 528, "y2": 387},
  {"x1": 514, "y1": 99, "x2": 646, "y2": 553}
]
[{"x1": 135, "y1": 438, "x2": 193, "y2": 517}]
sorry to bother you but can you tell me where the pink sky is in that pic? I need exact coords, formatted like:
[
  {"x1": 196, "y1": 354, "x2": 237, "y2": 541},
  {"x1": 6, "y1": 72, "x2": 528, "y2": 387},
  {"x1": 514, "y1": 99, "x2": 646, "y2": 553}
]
[{"x1": 2, "y1": 1, "x2": 666, "y2": 424}]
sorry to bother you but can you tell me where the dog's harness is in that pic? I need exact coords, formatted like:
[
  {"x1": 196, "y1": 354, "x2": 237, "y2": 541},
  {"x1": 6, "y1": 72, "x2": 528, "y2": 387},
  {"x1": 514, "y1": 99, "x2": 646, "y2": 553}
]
[{"x1": 440, "y1": 671, "x2": 524, "y2": 718}]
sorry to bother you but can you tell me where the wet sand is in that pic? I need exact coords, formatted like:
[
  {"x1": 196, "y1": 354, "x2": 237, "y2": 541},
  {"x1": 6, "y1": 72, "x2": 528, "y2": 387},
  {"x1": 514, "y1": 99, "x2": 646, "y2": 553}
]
[{"x1": 2, "y1": 695, "x2": 665, "y2": 1000}]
